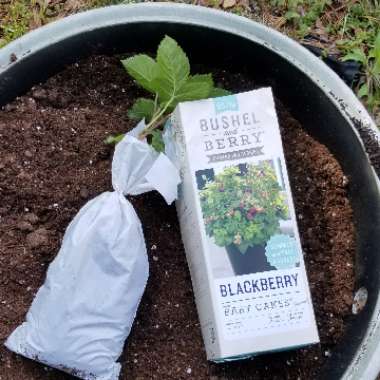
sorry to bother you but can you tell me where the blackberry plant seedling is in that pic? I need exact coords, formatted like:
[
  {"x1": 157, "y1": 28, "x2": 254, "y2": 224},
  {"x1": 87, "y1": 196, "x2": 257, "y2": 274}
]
[{"x1": 106, "y1": 35, "x2": 230, "y2": 151}]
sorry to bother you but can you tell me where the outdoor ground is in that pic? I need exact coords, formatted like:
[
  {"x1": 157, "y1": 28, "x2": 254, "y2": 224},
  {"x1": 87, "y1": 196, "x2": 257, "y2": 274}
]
[{"x1": 0, "y1": 0, "x2": 379, "y2": 125}]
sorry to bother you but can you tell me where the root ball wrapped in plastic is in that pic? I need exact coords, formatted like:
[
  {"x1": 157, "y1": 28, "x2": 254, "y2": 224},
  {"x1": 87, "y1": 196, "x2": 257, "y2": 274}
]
[{"x1": 5, "y1": 123, "x2": 180, "y2": 380}]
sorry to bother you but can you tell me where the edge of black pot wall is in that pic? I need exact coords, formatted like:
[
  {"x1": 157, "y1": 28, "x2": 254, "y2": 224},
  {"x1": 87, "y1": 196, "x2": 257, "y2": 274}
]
[{"x1": 0, "y1": 4, "x2": 379, "y2": 380}]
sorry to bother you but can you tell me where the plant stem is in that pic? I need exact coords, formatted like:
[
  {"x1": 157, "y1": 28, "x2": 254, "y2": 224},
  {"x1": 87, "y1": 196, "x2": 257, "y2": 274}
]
[
  {"x1": 153, "y1": 93, "x2": 158, "y2": 114},
  {"x1": 139, "y1": 114, "x2": 170, "y2": 139},
  {"x1": 139, "y1": 96, "x2": 174, "y2": 139}
]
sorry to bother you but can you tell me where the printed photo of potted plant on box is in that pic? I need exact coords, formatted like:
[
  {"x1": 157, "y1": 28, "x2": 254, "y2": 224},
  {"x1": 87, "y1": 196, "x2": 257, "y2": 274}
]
[{"x1": 198, "y1": 160, "x2": 292, "y2": 276}]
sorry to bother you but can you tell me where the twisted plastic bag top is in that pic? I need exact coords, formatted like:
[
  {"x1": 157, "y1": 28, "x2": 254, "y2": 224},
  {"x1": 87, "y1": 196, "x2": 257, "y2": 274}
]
[{"x1": 112, "y1": 122, "x2": 180, "y2": 203}]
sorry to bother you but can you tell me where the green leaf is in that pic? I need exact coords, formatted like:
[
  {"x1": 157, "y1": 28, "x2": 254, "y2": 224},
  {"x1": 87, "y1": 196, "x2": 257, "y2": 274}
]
[
  {"x1": 358, "y1": 83, "x2": 368, "y2": 98},
  {"x1": 175, "y1": 74, "x2": 213, "y2": 102},
  {"x1": 285, "y1": 10, "x2": 300, "y2": 20},
  {"x1": 342, "y1": 48, "x2": 366, "y2": 64},
  {"x1": 154, "y1": 35, "x2": 190, "y2": 102},
  {"x1": 374, "y1": 32, "x2": 380, "y2": 61},
  {"x1": 120, "y1": 36, "x2": 234, "y2": 140},
  {"x1": 150, "y1": 130, "x2": 165, "y2": 152},
  {"x1": 121, "y1": 54, "x2": 159, "y2": 93},
  {"x1": 373, "y1": 32, "x2": 380, "y2": 74},
  {"x1": 104, "y1": 134, "x2": 124, "y2": 145},
  {"x1": 128, "y1": 98, "x2": 155, "y2": 122},
  {"x1": 210, "y1": 87, "x2": 232, "y2": 98}
]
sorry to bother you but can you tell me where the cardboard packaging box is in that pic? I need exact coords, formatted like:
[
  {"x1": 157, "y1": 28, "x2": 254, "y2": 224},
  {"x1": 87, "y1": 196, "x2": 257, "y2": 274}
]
[{"x1": 169, "y1": 88, "x2": 319, "y2": 361}]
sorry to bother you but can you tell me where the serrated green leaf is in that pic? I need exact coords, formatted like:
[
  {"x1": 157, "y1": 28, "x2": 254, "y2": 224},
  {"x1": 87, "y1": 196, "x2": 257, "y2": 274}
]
[
  {"x1": 175, "y1": 74, "x2": 213, "y2": 102},
  {"x1": 128, "y1": 98, "x2": 155, "y2": 122},
  {"x1": 210, "y1": 87, "x2": 232, "y2": 98},
  {"x1": 154, "y1": 35, "x2": 190, "y2": 102},
  {"x1": 358, "y1": 83, "x2": 369, "y2": 98},
  {"x1": 120, "y1": 36, "x2": 235, "y2": 141},
  {"x1": 342, "y1": 48, "x2": 366, "y2": 64},
  {"x1": 104, "y1": 134, "x2": 125, "y2": 145},
  {"x1": 150, "y1": 130, "x2": 165, "y2": 152},
  {"x1": 121, "y1": 54, "x2": 159, "y2": 93}
]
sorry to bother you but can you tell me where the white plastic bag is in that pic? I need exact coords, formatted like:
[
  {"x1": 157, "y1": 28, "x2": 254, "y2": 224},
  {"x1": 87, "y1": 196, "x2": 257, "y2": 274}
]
[{"x1": 5, "y1": 123, "x2": 180, "y2": 380}]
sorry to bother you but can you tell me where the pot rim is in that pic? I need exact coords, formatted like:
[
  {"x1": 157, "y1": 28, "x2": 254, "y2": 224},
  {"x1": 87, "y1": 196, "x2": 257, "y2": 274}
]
[{"x1": 0, "y1": 3, "x2": 379, "y2": 379}]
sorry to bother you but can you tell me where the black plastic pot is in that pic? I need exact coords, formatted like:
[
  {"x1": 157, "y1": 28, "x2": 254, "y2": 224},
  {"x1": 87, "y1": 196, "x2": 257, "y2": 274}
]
[
  {"x1": 0, "y1": 3, "x2": 379, "y2": 380},
  {"x1": 226, "y1": 244, "x2": 275, "y2": 275}
]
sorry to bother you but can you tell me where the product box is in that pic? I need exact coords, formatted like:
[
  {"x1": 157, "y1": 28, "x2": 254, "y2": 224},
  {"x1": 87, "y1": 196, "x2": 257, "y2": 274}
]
[{"x1": 169, "y1": 88, "x2": 319, "y2": 361}]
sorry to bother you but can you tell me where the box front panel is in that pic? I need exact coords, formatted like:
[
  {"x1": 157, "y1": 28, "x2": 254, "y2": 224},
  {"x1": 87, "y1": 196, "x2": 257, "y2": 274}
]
[{"x1": 175, "y1": 88, "x2": 319, "y2": 360}]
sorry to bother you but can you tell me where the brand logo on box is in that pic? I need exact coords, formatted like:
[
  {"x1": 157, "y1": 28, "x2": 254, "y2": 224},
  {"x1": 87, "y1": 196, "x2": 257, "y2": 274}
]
[{"x1": 213, "y1": 95, "x2": 239, "y2": 114}]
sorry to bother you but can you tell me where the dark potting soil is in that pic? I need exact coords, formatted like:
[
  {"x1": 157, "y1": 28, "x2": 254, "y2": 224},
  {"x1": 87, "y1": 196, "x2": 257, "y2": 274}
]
[{"x1": 0, "y1": 55, "x2": 357, "y2": 380}]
